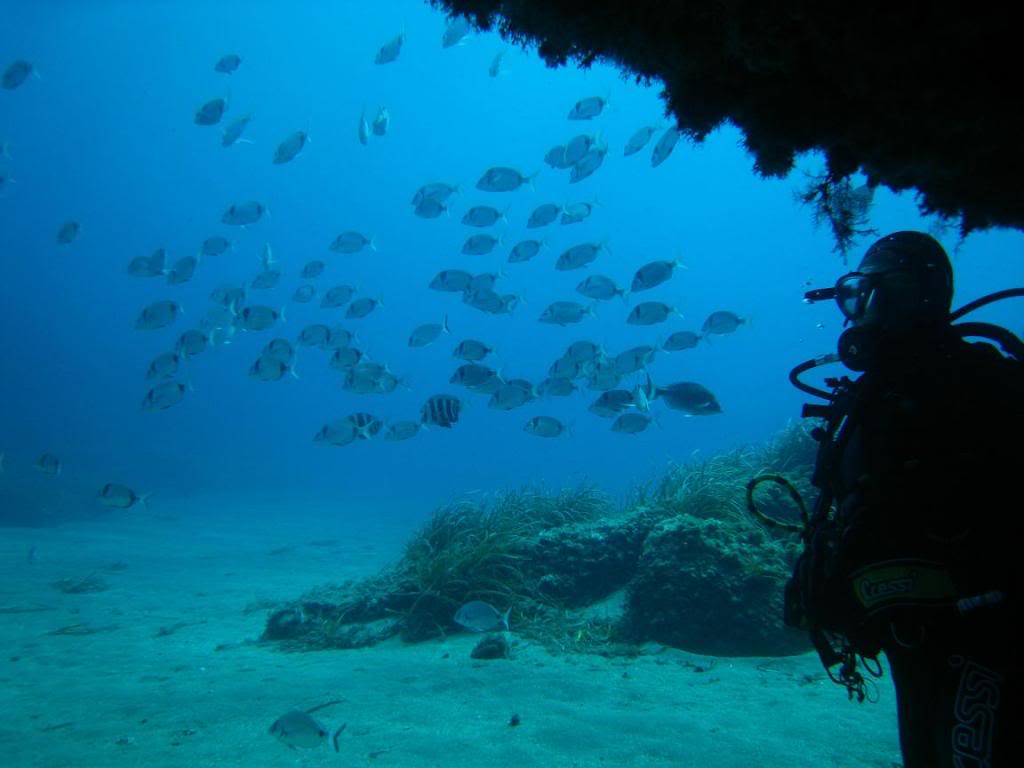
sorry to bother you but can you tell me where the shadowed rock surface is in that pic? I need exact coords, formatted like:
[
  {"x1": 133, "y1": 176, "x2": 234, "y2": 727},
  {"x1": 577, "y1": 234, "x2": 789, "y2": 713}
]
[{"x1": 430, "y1": 1, "x2": 1021, "y2": 236}]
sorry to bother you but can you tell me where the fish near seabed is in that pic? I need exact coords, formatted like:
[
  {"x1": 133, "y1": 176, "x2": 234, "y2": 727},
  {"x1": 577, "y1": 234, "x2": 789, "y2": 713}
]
[
  {"x1": 454, "y1": 601, "x2": 511, "y2": 632},
  {"x1": 98, "y1": 483, "x2": 149, "y2": 510},
  {"x1": 269, "y1": 709, "x2": 346, "y2": 752}
]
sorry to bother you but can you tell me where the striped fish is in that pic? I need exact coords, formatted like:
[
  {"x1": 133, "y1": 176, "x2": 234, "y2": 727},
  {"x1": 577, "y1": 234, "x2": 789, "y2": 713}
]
[
  {"x1": 421, "y1": 394, "x2": 461, "y2": 429},
  {"x1": 348, "y1": 413, "x2": 383, "y2": 440}
]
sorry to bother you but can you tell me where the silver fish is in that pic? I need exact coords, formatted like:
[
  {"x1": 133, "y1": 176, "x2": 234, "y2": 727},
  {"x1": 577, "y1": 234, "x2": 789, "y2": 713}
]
[
  {"x1": 643, "y1": 375, "x2": 721, "y2": 415},
  {"x1": 269, "y1": 710, "x2": 329, "y2": 750},
  {"x1": 567, "y1": 95, "x2": 607, "y2": 120},
  {"x1": 35, "y1": 453, "x2": 61, "y2": 475},
  {"x1": 297, "y1": 323, "x2": 332, "y2": 348},
  {"x1": 408, "y1": 316, "x2": 450, "y2": 347},
  {"x1": 98, "y1": 483, "x2": 147, "y2": 509},
  {"x1": 461, "y1": 233, "x2": 499, "y2": 256},
  {"x1": 221, "y1": 201, "x2": 264, "y2": 226},
  {"x1": 135, "y1": 300, "x2": 180, "y2": 330},
  {"x1": 249, "y1": 354, "x2": 296, "y2": 382},
  {"x1": 651, "y1": 126, "x2": 681, "y2": 168},
  {"x1": 429, "y1": 269, "x2": 473, "y2": 292},
  {"x1": 565, "y1": 340, "x2": 604, "y2": 363},
  {"x1": 300, "y1": 260, "x2": 325, "y2": 279},
  {"x1": 452, "y1": 339, "x2": 492, "y2": 362},
  {"x1": 142, "y1": 380, "x2": 188, "y2": 411},
  {"x1": 374, "y1": 33, "x2": 404, "y2": 65},
  {"x1": 262, "y1": 338, "x2": 295, "y2": 364},
  {"x1": 325, "y1": 326, "x2": 355, "y2": 349},
  {"x1": 548, "y1": 355, "x2": 582, "y2": 379},
  {"x1": 570, "y1": 144, "x2": 607, "y2": 183},
  {"x1": 320, "y1": 285, "x2": 357, "y2": 308},
  {"x1": 701, "y1": 311, "x2": 746, "y2": 335},
  {"x1": 488, "y1": 51, "x2": 504, "y2": 78},
  {"x1": 200, "y1": 236, "x2": 231, "y2": 256},
  {"x1": 631, "y1": 259, "x2": 680, "y2": 292},
  {"x1": 461, "y1": 205, "x2": 504, "y2": 227},
  {"x1": 413, "y1": 198, "x2": 448, "y2": 218},
  {"x1": 314, "y1": 420, "x2": 357, "y2": 447},
  {"x1": 626, "y1": 301, "x2": 679, "y2": 326},
  {"x1": 238, "y1": 305, "x2": 283, "y2": 331},
  {"x1": 293, "y1": 284, "x2": 317, "y2": 303},
  {"x1": 385, "y1": 421, "x2": 422, "y2": 441},
  {"x1": 663, "y1": 331, "x2": 702, "y2": 351},
  {"x1": 371, "y1": 106, "x2": 389, "y2": 137},
  {"x1": 561, "y1": 201, "x2": 595, "y2": 225},
  {"x1": 273, "y1": 131, "x2": 307, "y2": 164},
  {"x1": 412, "y1": 182, "x2": 458, "y2": 206},
  {"x1": 127, "y1": 248, "x2": 166, "y2": 277},
  {"x1": 358, "y1": 109, "x2": 369, "y2": 145},
  {"x1": 167, "y1": 256, "x2": 198, "y2": 285},
  {"x1": 525, "y1": 416, "x2": 569, "y2": 437},
  {"x1": 589, "y1": 389, "x2": 641, "y2": 418},
  {"x1": 454, "y1": 601, "x2": 509, "y2": 632},
  {"x1": 175, "y1": 329, "x2": 207, "y2": 357},
  {"x1": 527, "y1": 203, "x2": 561, "y2": 228},
  {"x1": 476, "y1": 166, "x2": 533, "y2": 192},
  {"x1": 250, "y1": 270, "x2": 280, "y2": 290},
  {"x1": 576, "y1": 274, "x2": 625, "y2": 301},
  {"x1": 544, "y1": 144, "x2": 571, "y2": 169},
  {"x1": 624, "y1": 125, "x2": 658, "y2": 156},
  {"x1": 214, "y1": 53, "x2": 241, "y2": 74},
  {"x1": 564, "y1": 134, "x2": 594, "y2": 165},
  {"x1": 508, "y1": 239, "x2": 543, "y2": 263},
  {"x1": 612, "y1": 412, "x2": 653, "y2": 434},
  {"x1": 345, "y1": 298, "x2": 377, "y2": 319},
  {"x1": 539, "y1": 301, "x2": 593, "y2": 325},
  {"x1": 537, "y1": 377, "x2": 577, "y2": 397},
  {"x1": 488, "y1": 381, "x2": 534, "y2": 410},
  {"x1": 450, "y1": 363, "x2": 500, "y2": 389},
  {"x1": 421, "y1": 394, "x2": 461, "y2": 428},
  {"x1": 329, "y1": 231, "x2": 373, "y2": 254},
  {"x1": 194, "y1": 97, "x2": 226, "y2": 126},
  {"x1": 56, "y1": 221, "x2": 80, "y2": 244},
  {"x1": 2, "y1": 59, "x2": 33, "y2": 90},
  {"x1": 556, "y1": 242, "x2": 603, "y2": 271},
  {"x1": 221, "y1": 114, "x2": 252, "y2": 147},
  {"x1": 442, "y1": 16, "x2": 472, "y2": 48},
  {"x1": 462, "y1": 288, "x2": 517, "y2": 315},
  {"x1": 146, "y1": 351, "x2": 181, "y2": 380},
  {"x1": 614, "y1": 345, "x2": 656, "y2": 375},
  {"x1": 329, "y1": 346, "x2": 363, "y2": 370},
  {"x1": 348, "y1": 412, "x2": 383, "y2": 439}
]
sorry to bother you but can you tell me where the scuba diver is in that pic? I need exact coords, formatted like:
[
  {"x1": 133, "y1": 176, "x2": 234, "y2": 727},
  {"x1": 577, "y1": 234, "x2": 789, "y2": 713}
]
[{"x1": 760, "y1": 231, "x2": 1022, "y2": 767}]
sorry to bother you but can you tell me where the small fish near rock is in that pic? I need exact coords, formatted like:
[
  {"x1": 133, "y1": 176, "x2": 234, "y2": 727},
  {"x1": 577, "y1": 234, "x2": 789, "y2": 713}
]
[{"x1": 455, "y1": 601, "x2": 511, "y2": 633}]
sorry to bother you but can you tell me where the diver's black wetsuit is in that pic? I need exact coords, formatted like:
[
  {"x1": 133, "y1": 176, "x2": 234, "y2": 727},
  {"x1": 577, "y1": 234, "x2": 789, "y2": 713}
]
[{"x1": 792, "y1": 334, "x2": 1022, "y2": 766}]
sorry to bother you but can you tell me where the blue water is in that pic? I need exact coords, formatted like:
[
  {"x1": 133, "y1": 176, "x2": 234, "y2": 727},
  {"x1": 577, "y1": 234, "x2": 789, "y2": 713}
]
[{"x1": 2, "y1": 0, "x2": 1022, "y2": 526}]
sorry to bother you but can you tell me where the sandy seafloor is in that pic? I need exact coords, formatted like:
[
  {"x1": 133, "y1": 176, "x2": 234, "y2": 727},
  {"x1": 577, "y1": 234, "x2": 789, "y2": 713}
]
[{"x1": 0, "y1": 505, "x2": 902, "y2": 768}]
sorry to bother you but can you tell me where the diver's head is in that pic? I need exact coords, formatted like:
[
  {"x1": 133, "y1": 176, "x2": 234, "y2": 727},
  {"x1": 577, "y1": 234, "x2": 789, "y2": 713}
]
[
  {"x1": 802, "y1": 231, "x2": 955, "y2": 371},
  {"x1": 837, "y1": 231, "x2": 953, "y2": 331}
]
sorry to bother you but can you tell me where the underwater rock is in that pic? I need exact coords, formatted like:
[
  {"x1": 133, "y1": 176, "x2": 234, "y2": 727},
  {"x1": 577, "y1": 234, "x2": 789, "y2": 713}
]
[
  {"x1": 623, "y1": 513, "x2": 807, "y2": 657},
  {"x1": 470, "y1": 633, "x2": 511, "y2": 660},
  {"x1": 432, "y1": 1, "x2": 1024, "y2": 234}
]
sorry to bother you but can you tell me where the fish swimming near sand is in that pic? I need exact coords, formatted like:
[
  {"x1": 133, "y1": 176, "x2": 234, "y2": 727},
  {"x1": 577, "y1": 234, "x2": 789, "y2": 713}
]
[
  {"x1": 269, "y1": 708, "x2": 346, "y2": 752},
  {"x1": 454, "y1": 601, "x2": 511, "y2": 632}
]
